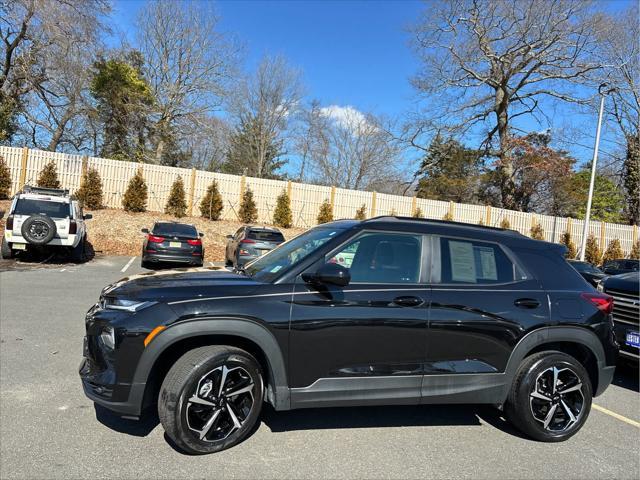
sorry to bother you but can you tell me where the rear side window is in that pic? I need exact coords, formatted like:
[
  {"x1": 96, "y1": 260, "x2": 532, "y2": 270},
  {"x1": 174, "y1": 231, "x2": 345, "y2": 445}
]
[
  {"x1": 435, "y1": 237, "x2": 520, "y2": 284},
  {"x1": 13, "y1": 199, "x2": 70, "y2": 218},
  {"x1": 153, "y1": 223, "x2": 197, "y2": 237},
  {"x1": 248, "y1": 230, "x2": 284, "y2": 242}
]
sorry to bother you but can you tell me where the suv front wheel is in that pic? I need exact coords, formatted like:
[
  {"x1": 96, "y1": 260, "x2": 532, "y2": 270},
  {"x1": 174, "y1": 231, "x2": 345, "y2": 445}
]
[
  {"x1": 158, "y1": 346, "x2": 264, "y2": 454},
  {"x1": 505, "y1": 351, "x2": 592, "y2": 442}
]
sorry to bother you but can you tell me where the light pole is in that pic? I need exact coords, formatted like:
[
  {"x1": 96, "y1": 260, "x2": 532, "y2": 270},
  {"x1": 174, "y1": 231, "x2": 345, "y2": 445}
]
[{"x1": 579, "y1": 83, "x2": 616, "y2": 261}]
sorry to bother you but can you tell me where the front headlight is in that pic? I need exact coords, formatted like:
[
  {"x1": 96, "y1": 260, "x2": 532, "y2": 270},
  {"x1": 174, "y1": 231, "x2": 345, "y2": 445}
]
[
  {"x1": 100, "y1": 326, "x2": 115, "y2": 349},
  {"x1": 101, "y1": 297, "x2": 157, "y2": 312}
]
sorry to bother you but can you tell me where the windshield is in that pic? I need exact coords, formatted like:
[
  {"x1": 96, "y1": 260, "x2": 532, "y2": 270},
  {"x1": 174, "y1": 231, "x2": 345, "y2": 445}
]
[
  {"x1": 571, "y1": 262, "x2": 603, "y2": 275},
  {"x1": 244, "y1": 226, "x2": 347, "y2": 282},
  {"x1": 14, "y1": 198, "x2": 70, "y2": 218}
]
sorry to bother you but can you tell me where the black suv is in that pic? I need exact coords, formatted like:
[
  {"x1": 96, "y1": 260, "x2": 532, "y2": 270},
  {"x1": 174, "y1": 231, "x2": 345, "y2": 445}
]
[{"x1": 80, "y1": 217, "x2": 618, "y2": 454}]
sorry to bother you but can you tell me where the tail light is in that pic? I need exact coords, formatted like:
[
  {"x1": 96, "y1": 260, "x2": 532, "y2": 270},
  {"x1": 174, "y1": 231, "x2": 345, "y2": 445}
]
[
  {"x1": 240, "y1": 239, "x2": 255, "y2": 244},
  {"x1": 147, "y1": 235, "x2": 165, "y2": 243},
  {"x1": 6, "y1": 215, "x2": 13, "y2": 230},
  {"x1": 69, "y1": 219, "x2": 77, "y2": 234},
  {"x1": 581, "y1": 292, "x2": 614, "y2": 315},
  {"x1": 187, "y1": 238, "x2": 202, "y2": 246}
]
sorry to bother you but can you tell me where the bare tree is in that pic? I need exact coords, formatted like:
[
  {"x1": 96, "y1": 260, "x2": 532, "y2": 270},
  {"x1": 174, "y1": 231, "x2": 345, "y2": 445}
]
[
  {"x1": 226, "y1": 55, "x2": 303, "y2": 177},
  {"x1": 300, "y1": 104, "x2": 404, "y2": 191},
  {"x1": 137, "y1": 0, "x2": 239, "y2": 164},
  {"x1": 596, "y1": 5, "x2": 639, "y2": 225},
  {"x1": 410, "y1": 0, "x2": 605, "y2": 209}
]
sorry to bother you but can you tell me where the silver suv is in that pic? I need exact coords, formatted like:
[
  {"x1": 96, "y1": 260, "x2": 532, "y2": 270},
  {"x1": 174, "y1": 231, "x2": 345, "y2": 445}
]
[{"x1": 1, "y1": 186, "x2": 91, "y2": 261}]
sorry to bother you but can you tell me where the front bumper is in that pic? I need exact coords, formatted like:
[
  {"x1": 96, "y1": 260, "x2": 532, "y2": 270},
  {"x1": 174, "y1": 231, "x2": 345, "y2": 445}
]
[{"x1": 613, "y1": 322, "x2": 640, "y2": 362}]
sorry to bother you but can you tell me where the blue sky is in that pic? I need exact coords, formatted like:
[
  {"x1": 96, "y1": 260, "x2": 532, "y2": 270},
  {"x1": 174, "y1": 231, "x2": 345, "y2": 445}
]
[{"x1": 110, "y1": 0, "x2": 634, "y2": 170}]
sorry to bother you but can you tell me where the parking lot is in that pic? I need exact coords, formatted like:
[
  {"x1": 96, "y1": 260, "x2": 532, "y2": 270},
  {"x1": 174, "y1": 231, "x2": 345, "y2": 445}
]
[{"x1": 0, "y1": 255, "x2": 638, "y2": 479}]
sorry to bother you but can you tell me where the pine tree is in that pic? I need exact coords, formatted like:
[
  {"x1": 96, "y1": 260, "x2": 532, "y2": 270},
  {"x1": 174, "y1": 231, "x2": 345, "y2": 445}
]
[
  {"x1": 199, "y1": 180, "x2": 223, "y2": 220},
  {"x1": 413, "y1": 207, "x2": 423, "y2": 219},
  {"x1": 530, "y1": 222, "x2": 544, "y2": 240},
  {"x1": 239, "y1": 187, "x2": 258, "y2": 223},
  {"x1": 354, "y1": 204, "x2": 367, "y2": 220},
  {"x1": 584, "y1": 234, "x2": 602, "y2": 265},
  {"x1": 442, "y1": 211, "x2": 453, "y2": 221},
  {"x1": 500, "y1": 217, "x2": 511, "y2": 229},
  {"x1": 273, "y1": 189, "x2": 292, "y2": 228},
  {"x1": 165, "y1": 176, "x2": 187, "y2": 217},
  {"x1": 602, "y1": 239, "x2": 624, "y2": 264},
  {"x1": 629, "y1": 240, "x2": 640, "y2": 260},
  {"x1": 0, "y1": 155, "x2": 11, "y2": 199},
  {"x1": 76, "y1": 167, "x2": 104, "y2": 209},
  {"x1": 37, "y1": 161, "x2": 61, "y2": 189},
  {"x1": 560, "y1": 231, "x2": 577, "y2": 259},
  {"x1": 122, "y1": 169, "x2": 148, "y2": 212},
  {"x1": 317, "y1": 199, "x2": 333, "y2": 224}
]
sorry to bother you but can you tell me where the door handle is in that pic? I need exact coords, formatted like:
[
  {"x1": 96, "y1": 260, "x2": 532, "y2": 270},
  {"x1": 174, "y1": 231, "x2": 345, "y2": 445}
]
[
  {"x1": 392, "y1": 296, "x2": 424, "y2": 307},
  {"x1": 514, "y1": 298, "x2": 541, "y2": 309}
]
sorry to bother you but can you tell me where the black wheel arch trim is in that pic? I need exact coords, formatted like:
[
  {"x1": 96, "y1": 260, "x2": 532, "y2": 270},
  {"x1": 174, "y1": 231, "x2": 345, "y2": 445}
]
[
  {"x1": 130, "y1": 317, "x2": 290, "y2": 413},
  {"x1": 501, "y1": 325, "x2": 610, "y2": 401}
]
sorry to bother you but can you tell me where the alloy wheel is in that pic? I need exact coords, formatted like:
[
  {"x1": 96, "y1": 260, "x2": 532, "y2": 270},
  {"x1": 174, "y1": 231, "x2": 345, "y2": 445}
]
[
  {"x1": 185, "y1": 365, "x2": 255, "y2": 442},
  {"x1": 529, "y1": 366, "x2": 584, "y2": 432}
]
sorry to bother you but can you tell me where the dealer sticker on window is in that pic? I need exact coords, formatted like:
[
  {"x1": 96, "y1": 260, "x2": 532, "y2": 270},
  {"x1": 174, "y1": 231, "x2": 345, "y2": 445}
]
[{"x1": 626, "y1": 331, "x2": 640, "y2": 349}]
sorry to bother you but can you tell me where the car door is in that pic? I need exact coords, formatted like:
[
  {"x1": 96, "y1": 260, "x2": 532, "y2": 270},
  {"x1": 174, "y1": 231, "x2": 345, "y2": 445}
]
[
  {"x1": 423, "y1": 235, "x2": 549, "y2": 401},
  {"x1": 288, "y1": 230, "x2": 429, "y2": 408}
]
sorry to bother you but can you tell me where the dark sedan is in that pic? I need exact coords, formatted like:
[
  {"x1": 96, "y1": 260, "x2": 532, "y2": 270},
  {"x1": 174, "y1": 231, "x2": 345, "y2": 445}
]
[
  {"x1": 568, "y1": 260, "x2": 607, "y2": 288},
  {"x1": 224, "y1": 226, "x2": 284, "y2": 268},
  {"x1": 141, "y1": 222, "x2": 204, "y2": 268}
]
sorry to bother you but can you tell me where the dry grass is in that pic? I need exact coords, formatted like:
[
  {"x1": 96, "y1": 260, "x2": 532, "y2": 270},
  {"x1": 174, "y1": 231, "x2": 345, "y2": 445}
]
[{"x1": 0, "y1": 200, "x2": 306, "y2": 262}]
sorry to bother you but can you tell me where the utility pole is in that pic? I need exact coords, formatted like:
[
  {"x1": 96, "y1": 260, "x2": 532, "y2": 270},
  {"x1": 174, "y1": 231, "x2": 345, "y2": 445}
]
[{"x1": 579, "y1": 84, "x2": 616, "y2": 261}]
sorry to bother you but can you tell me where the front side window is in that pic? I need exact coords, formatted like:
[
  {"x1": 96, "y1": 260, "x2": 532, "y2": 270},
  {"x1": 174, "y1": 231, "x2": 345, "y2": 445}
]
[
  {"x1": 434, "y1": 237, "x2": 521, "y2": 284},
  {"x1": 244, "y1": 226, "x2": 348, "y2": 282},
  {"x1": 327, "y1": 232, "x2": 422, "y2": 283}
]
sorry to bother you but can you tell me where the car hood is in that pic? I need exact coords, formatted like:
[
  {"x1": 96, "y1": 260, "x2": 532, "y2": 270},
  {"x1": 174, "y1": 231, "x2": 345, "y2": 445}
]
[
  {"x1": 102, "y1": 267, "x2": 262, "y2": 302},
  {"x1": 603, "y1": 271, "x2": 640, "y2": 292}
]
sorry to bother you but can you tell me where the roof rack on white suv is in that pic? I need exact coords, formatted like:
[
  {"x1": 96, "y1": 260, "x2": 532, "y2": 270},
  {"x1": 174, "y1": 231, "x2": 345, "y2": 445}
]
[{"x1": 21, "y1": 185, "x2": 70, "y2": 197}]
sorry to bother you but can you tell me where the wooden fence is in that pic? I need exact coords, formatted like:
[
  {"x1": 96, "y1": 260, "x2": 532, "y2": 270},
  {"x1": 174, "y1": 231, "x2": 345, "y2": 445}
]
[{"x1": 1, "y1": 146, "x2": 637, "y2": 254}]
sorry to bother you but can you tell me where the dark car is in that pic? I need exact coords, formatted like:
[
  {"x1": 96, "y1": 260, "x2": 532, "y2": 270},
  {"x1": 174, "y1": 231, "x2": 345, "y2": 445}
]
[
  {"x1": 602, "y1": 259, "x2": 639, "y2": 276},
  {"x1": 224, "y1": 226, "x2": 285, "y2": 268},
  {"x1": 568, "y1": 260, "x2": 607, "y2": 288},
  {"x1": 81, "y1": 216, "x2": 617, "y2": 454},
  {"x1": 599, "y1": 271, "x2": 639, "y2": 363},
  {"x1": 140, "y1": 222, "x2": 204, "y2": 268}
]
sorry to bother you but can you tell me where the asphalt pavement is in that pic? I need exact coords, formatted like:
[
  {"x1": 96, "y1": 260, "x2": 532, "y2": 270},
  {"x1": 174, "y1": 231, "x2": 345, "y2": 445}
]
[{"x1": 0, "y1": 255, "x2": 638, "y2": 479}]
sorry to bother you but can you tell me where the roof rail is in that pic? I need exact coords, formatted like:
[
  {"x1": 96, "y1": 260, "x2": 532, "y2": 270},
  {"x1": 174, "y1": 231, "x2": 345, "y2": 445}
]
[
  {"x1": 21, "y1": 185, "x2": 69, "y2": 197},
  {"x1": 363, "y1": 215, "x2": 524, "y2": 236}
]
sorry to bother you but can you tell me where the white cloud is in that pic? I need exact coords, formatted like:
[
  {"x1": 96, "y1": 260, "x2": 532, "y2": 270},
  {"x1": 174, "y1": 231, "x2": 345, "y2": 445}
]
[{"x1": 320, "y1": 105, "x2": 368, "y2": 129}]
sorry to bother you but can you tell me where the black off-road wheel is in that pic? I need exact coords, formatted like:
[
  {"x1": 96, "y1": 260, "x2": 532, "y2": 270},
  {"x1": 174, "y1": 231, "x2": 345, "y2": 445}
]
[
  {"x1": 1, "y1": 237, "x2": 13, "y2": 259},
  {"x1": 505, "y1": 351, "x2": 592, "y2": 442},
  {"x1": 158, "y1": 346, "x2": 264, "y2": 454}
]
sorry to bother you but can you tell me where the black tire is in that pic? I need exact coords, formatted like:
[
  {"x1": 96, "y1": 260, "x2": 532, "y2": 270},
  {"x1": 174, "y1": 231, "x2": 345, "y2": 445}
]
[
  {"x1": 141, "y1": 259, "x2": 150, "y2": 269},
  {"x1": 158, "y1": 346, "x2": 264, "y2": 454},
  {"x1": 505, "y1": 351, "x2": 592, "y2": 442},
  {"x1": 21, "y1": 215, "x2": 56, "y2": 245},
  {"x1": 69, "y1": 235, "x2": 85, "y2": 263},
  {"x1": 1, "y1": 237, "x2": 13, "y2": 259}
]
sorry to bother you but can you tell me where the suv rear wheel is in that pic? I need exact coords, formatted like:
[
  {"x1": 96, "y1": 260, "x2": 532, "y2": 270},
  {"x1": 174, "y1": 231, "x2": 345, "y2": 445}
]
[
  {"x1": 505, "y1": 351, "x2": 592, "y2": 442},
  {"x1": 158, "y1": 346, "x2": 264, "y2": 454}
]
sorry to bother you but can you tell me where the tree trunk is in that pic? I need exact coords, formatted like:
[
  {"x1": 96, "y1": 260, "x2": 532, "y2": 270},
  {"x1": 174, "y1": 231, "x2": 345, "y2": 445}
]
[
  {"x1": 625, "y1": 133, "x2": 640, "y2": 225},
  {"x1": 495, "y1": 86, "x2": 515, "y2": 209}
]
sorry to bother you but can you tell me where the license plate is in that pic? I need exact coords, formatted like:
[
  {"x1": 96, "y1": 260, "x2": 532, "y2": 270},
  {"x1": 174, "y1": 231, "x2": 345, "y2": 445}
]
[
  {"x1": 169, "y1": 241, "x2": 181, "y2": 248},
  {"x1": 13, "y1": 243, "x2": 26, "y2": 250},
  {"x1": 626, "y1": 331, "x2": 640, "y2": 349}
]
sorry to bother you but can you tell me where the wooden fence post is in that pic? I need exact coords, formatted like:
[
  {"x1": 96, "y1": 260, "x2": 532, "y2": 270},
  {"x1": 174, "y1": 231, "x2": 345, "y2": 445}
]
[
  {"x1": 329, "y1": 185, "x2": 336, "y2": 212},
  {"x1": 81, "y1": 155, "x2": 88, "y2": 178},
  {"x1": 287, "y1": 180, "x2": 292, "y2": 199},
  {"x1": 18, "y1": 146, "x2": 29, "y2": 190},
  {"x1": 239, "y1": 175, "x2": 246, "y2": 202},
  {"x1": 633, "y1": 224, "x2": 638, "y2": 245},
  {"x1": 600, "y1": 221, "x2": 606, "y2": 251},
  {"x1": 485, "y1": 205, "x2": 491, "y2": 226},
  {"x1": 371, "y1": 191, "x2": 377, "y2": 217},
  {"x1": 448, "y1": 201, "x2": 455, "y2": 219},
  {"x1": 411, "y1": 196, "x2": 417, "y2": 216},
  {"x1": 187, "y1": 168, "x2": 197, "y2": 216},
  {"x1": 567, "y1": 217, "x2": 572, "y2": 234}
]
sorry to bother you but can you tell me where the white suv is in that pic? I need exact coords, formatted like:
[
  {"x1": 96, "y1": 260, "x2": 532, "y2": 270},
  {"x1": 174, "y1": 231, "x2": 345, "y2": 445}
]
[{"x1": 1, "y1": 186, "x2": 91, "y2": 261}]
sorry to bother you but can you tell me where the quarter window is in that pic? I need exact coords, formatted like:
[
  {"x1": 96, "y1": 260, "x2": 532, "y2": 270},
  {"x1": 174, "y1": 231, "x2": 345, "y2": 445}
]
[
  {"x1": 435, "y1": 237, "x2": 520, "y2": 284},
  {"x1": 328, "y1": 233, "x2": 422, "y2": 283}
]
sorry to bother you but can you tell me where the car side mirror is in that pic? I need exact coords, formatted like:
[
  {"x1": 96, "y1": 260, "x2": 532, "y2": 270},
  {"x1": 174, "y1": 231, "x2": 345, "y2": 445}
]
[
  {"x1": 199, "y1": 232, "x2": 205, "y2": 237},
  {"x1": 141, "y1": 228, "x2": 149, "y2": 234},
  {"x1": 303, "y1": 263, "x2": 351, "y2": 287},
  {"x1": 83, "y1": 214, "x2": 93, "y2": 220}
]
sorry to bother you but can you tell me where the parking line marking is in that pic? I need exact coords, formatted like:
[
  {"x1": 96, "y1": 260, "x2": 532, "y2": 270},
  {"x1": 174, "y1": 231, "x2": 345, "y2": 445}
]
[
  {"x1": 59, "y1": 268, "x2": 66, "y2": 272},
  {"x1": 121, "y1": 256, "x2": 136, "y2": 273},
  {"x1": 593, "y1": 404, "x2": 640, "y2": 428}
]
